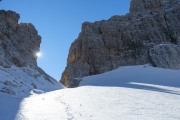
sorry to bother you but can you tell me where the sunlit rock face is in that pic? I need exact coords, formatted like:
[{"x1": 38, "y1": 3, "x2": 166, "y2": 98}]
[
  {"x1": 61, "y1": 0, "x2": 180, "y2": 87},
  {"x1": 0, "y1": 10, "x2": 41, "y2": 68}
]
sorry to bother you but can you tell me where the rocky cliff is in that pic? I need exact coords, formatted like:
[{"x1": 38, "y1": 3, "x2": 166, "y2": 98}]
[
  {"x1": 0, "y1": 10, "x2": 63, "y2": 96},
  {"x1": 61, "y1": 0, "x2": 180, "y2": 87},
  {"x1": 0, "y1": 10, "x2": 40, "y2": 68}
]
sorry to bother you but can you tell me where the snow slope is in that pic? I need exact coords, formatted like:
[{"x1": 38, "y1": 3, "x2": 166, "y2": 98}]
[
  {"x1": 0, "y1": 65, "x2": 64, "y2": 120},
  {"x1": 0, "y1": 65, "x2": 180, "y2": 120},
  {"x1": 14, "y1": 86, "x2": 180, "y2": 120},
  {"x1": 80, "y1": 64, "x2": 180, "y2": 88},
  {"x1": 0, "y1": 66, "x2": 63, "y2": 97}
]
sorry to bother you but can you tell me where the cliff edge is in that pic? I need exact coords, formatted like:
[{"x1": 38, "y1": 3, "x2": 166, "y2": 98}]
[
  {"x1": 0, "y1": 10, "x2": 63, "y2": 96},
  {"x1": 61, "y1": 0, "x2": 180, "y2": 87}
]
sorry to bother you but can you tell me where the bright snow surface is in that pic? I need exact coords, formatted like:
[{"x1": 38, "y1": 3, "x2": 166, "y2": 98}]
[
  {"x1": 0, "y1": 66, "x2": 63, "y2": 97},
  {"x1": 0, "y1": 65, "x2": 180, "y2": 120}
]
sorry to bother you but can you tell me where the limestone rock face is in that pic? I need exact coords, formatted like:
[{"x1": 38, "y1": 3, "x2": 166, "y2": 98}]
[
  {"x1": 149, "y1": 44, "x2": 180, "y2": 69},
  {"x1": 0, "y1": 10, "x2": 41, "y2": 68},
  {"x1": 0, "y1": 10, "x2": 63, "y2": 96},
  {"x1": 61, "y1": 0, "x2": 180, "y2": 87},
  {"x1": 129, "y1": 0, "x2": 174, "y2": 13}
]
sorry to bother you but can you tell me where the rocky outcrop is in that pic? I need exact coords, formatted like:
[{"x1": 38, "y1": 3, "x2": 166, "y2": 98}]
[
  {"x1": 0, "y1": 10, "x2": 63, "y2": 96},
  {"x1": 0, "y1": 10, "x2": 41, "y2": 68},
  {"x1": 61, "y1": 0, "x2": 180, "y2": 87},
  {"x1": 149, "y1": 44, "x2": 180, "y2": 69}
]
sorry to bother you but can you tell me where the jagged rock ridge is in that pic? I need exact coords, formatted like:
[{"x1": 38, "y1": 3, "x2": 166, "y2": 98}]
[{"x1": 61, "y1": 0, "x2": 180, "y2": 87}]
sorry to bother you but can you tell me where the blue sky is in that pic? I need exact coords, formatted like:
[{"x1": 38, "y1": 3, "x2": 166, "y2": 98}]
[{"x1": 0, "y1": 0, "x2": 131, "y2": 80}]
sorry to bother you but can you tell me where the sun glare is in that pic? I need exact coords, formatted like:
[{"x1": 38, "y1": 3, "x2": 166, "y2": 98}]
[{"x1": 36, "y1": 52, "x2": 42, "y2": 57}]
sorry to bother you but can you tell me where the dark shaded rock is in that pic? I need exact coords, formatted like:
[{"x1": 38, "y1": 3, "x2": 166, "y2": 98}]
[
  {"x1": 0, "y1": 87, "x2": 16, "y2": 95},
  {"x1": 4, "y1": 80, "x2": 18, "y2": 87}
]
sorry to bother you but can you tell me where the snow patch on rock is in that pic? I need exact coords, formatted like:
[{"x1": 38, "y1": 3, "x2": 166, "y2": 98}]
[{"x1": 0, "y1": 66, "x2": 64, "y2": 97}]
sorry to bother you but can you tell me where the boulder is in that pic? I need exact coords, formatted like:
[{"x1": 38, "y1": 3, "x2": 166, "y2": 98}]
[{"x1": 149, "y1": 44, "x2": 180, "y2": 69}]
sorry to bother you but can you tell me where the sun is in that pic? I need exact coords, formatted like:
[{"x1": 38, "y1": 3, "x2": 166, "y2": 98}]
[{"x1": 36, "y1": 52, "x2": 42, "y2": 57}]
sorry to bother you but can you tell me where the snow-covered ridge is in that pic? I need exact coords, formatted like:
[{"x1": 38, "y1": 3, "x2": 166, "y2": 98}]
[
  {"x1": 80, "y1": 65, "x2": 180, "y2": 89},
  {"x1": 0, "y1": 66, "x2": 64, "y2": 97}
]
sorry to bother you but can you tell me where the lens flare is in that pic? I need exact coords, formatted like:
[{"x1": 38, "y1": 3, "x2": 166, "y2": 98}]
[{"x1": 36, "y1": 52, "x2": 42, "y2": 57}]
